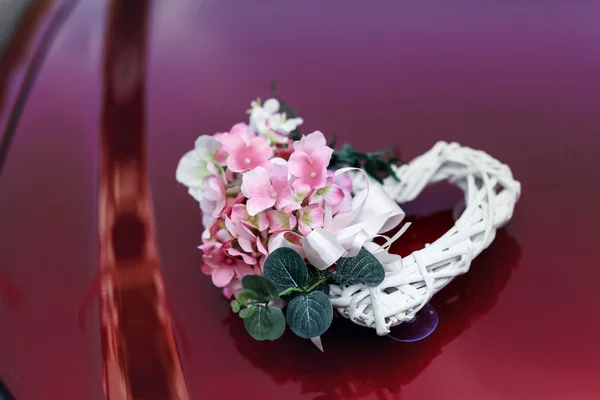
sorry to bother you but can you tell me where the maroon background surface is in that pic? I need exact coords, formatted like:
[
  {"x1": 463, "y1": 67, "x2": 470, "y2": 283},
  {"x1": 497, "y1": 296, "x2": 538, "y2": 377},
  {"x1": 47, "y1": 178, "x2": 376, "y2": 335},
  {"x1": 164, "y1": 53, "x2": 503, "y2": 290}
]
[{"x1": 1, "y1": 1, "x2": 600, "y2": 399}]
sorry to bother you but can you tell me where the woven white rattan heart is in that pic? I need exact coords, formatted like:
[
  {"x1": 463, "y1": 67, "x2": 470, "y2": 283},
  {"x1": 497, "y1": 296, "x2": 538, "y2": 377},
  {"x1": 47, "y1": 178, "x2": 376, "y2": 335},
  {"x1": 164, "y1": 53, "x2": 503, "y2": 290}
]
[{"x1": 329, "y1": 141, "x2": 521, "y2": 335}]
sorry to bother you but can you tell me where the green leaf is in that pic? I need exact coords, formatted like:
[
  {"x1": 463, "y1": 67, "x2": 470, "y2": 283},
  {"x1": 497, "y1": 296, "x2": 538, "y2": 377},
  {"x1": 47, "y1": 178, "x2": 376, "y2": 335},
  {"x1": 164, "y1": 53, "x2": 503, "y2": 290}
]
[
  {"x1": 244, "y1": 306, "x2": 286, "y2": 341},
  {"x1": 241, "y1": 275, "x2": 279, "y2": 301},
  {"x1": 334, "y1": 248, "x2": 385, "y2": 287},
  {"x1": 239, "y1": 306, "x2": 256, "y2": 319},
  {"x1": 306, "y1": 266, "x2": 330, "y2": 295},
  {"x1": 263, "y1": 247, "x2": 308, "y2": 292},
  {"x1": 367, "y1": 151, "x2": 384, "y2": 160},
  {"x1": 286, "y1": 291, "x2": 333, "y2": 339},
  {"x1": 231, "y1": 300, "x2": 241, "y2": 313},
  {"x1": 236, "y1": 289, "x2": 257, "y2": 306},
  {"x1": 364, "y1": 161, "x2": 383, "y2": 184},
  {"x1": 389, "y1": 156, "x2": 404, "y2": 164},
  {"x1": 384, "y1": 164, "x2": 401, "y2": 182}
]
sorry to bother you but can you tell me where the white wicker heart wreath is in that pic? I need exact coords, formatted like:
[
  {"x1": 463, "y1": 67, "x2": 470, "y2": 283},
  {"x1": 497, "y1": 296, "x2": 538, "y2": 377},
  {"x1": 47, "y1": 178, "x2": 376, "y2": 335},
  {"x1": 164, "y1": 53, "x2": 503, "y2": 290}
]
[
  {"x1": 329, "y1": 141, "x2": 521, "y2": 335},
  {"x1": 176, "y1": 93, "x2": 521, "y2": 343}
]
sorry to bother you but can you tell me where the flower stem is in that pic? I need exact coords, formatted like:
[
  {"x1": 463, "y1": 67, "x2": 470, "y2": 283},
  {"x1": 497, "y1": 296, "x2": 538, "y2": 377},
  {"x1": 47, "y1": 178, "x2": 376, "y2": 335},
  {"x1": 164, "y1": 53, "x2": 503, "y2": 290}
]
[
  {"x1": 278, "y1": 287, "x2": 305, "y2": 297},
  {"x1": 305, "y1": 277, "x2": 328, "y2": 293}
]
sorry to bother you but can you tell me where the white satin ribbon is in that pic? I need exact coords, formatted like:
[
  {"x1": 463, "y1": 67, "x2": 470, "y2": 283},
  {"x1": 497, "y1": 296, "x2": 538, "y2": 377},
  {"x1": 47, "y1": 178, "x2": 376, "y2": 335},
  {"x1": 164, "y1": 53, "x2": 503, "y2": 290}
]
[
  {"x1": 301, "y1": 168, "x2": 406, "y2": 270},
  {"x1": 268, "y1": 231, "x2": 307, "y2": 259}
]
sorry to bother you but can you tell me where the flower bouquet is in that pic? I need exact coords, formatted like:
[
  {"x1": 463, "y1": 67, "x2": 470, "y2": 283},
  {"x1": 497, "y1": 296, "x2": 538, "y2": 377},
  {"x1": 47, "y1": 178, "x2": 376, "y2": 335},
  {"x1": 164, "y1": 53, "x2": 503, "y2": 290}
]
[{"x1": 176, "y1": 92, "x2": 521, "y2": 344}]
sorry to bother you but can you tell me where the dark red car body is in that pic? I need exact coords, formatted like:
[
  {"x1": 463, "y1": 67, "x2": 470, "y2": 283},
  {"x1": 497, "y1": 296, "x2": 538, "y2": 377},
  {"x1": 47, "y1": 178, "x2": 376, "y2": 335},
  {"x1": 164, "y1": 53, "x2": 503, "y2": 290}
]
[{"x1": 1, "y1": 1, "x2": 599, "y2": 399}]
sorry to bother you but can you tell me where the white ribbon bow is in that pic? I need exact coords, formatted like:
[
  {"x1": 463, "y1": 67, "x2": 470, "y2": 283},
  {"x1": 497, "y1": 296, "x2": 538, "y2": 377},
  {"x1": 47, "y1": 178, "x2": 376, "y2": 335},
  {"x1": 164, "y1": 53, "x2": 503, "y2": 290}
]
[{"x1": 301, "y1": 168, "x2": 406, "y2": 270}]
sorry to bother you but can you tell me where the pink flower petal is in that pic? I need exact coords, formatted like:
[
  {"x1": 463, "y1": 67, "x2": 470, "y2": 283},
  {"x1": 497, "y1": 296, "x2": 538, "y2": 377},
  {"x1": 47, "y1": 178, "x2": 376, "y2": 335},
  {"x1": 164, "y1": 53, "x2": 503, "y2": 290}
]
[
  {"x1": 215, "y1": 148, "x2": 228, "y2": 165},
  {"x1": 246, "y1": 197, "x2": 276, "y2": 216},
  {"x1": 198, "y1": 242, "x2": 216, "y2": 254},
  {"x1": 219, "y1": 133, "x2": 245, "y2": 156},
  {"x1": 334, "y1": 172, "x2": 353, "y2": 192},
  {"x1": 229, "y1": 123, "x2": 250, "y2": 137},
  {"x1": 294, "y1": 131, "x2": 327, "y2": 155},
  {"x1": 234, "y1": 263, "x2": 255, "y2": 279},
  {"x1": 215, "y1": 228, "x2": 232, "y2": 243},
  {"x1": 241, "y1": 167, "x2": 272, "y2": 199},
  {"x1": 223, "y1": 134, "x2": 272, "y2": 173},
  {"x1": 311, "y1": 184, "x2": 344, "y2": 206},
  {"x1": 310, "y1": 146, "x2": 334, "y2": 168},
  {"x1": 275, "y1": 187, "x2": 295, "y2": 210},
  {"x1": 297, "y1": 204, "x2": 325, "y2": 236},
  {"x1": 305, "y1": 204, "x2": 324, "y2": 227},
  {"x1": 267, "y1": 210, "x2": 297, "y2": 232},
  {"x1": 309, "y1": 168, "x2": 328, "y2": 189},
  {"x1": 212, "y1": 266, "x2": 235, "y2": 287},
  {"x1": 237, "y1": 237, "x2": 255, "y2": 253},
  {"x1": 230, "y1": 204, "x2": 245, "y2": 224},
  {"x1": 282, "y1": 203, "x2": 301, "y2": 213},
  {"x1": 228, "y1": 248, "x2": 256, "y2": 265},
  {"x1": 332, "y1": 190, "x2": 353, "y2": 214},
  {"x1": 292, "y1": 181, "x2": 312, "y2": 202},
  {"x1": 224, "y1": 216, "x2": 238, "y2": 237},
  {"x1": 288, "y1": 151, "x2": 312, "y2": 178},
  {"x1": 268, "y1": 162, "x2": 290, "y2": 192},
  {"x1": 223, "y1": 279, "x2": 243, "y2": 300},
  {"x1": 256, "y1": 238, "x2": 268, "y2": 255},
  {"x1": 238, "y1": 222, "x2": 257, "y2": 240},
  {"x1": 249, "y1": 136, "x2": 273, "y2": 160},
  {"x1": 256, "y1": 213, "x2": 269, "y2": 231}
]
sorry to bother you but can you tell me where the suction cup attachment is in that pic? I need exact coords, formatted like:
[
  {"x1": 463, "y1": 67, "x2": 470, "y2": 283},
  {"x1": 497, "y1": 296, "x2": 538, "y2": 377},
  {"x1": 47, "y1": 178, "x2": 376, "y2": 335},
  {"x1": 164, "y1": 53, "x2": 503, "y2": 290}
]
[{"x1": 387, "y1": 304, "x2": 439, "y2": 342}]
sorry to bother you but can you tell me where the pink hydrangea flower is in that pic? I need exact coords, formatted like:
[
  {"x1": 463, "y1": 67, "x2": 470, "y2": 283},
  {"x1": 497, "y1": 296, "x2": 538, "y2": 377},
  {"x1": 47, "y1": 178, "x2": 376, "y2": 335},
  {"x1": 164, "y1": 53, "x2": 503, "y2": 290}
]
[
  {"x1": 214, "y1": 123, "x2": 251, "y2": 165},
  {"x1": 267, "y1": 210, "x2": 297, "y2": 233},
  {"x1": 282, "y1": 180, "x2": 312, "y2": 212},
  {"x1": 256, "y1": 237, "x2": 268, "y2": 256},
  {"x1": 329, "y1": 170, "x2": 353, "y2": 193},
  {"x1": 201, "y1": 247, "x2": 254, "y2": 287},
  {"x1": 241, "y1": 163, "x2": 294, "y2": 215},
  {"x1": 199, "y1": 220, "x2": 232, "y2": 254},
  {"x1": 296, "y1": 203, "x2": 325, "y2": 236},
  {"x1": 231, "y1": 204, "x2": 269, "y2": 231},
  {"x1": 226, "y1": 245, "x2": 257, "y2": 266},
  {"x1": 219, "y1": 128, "x2": 273, "y2": 173},
  {"x1": 199, "y1": 174, "x2": 227, "y2": 218},
  {"x1": 223, "y1": 278, "x2": 243, "y2": 299},
  {"x1": 293, "y1": 131, "x2": 328, "y2": 155},
  {"x1": 221, "y1": 193, "x2": 245, "y2": 218},
  {"x1": 332, "y1": 191, "x2": 353, "y2": 214},
  {"x1": 224, "y1": 217, "x2": 258, "y2": 264},
  {"x1": 327, "y1": 171, "x2": 354, "y2": 214},
  {"x1": 310, "y1": 183, "x2": 344, "y2": 206},
  {"x1": 288, "y1": 131, "x2": 333, "y2": 189}
]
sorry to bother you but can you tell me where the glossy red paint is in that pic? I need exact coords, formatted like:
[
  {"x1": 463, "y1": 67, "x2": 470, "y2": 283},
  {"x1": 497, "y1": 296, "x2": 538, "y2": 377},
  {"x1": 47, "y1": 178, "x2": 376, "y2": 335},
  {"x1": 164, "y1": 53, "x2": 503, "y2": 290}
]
[
  {"x1": 95, "y1": 1, "x2": 189, "y2": 399},
  {"x1": 1, "y1": 1, "x2": 600, "y2": 399}
]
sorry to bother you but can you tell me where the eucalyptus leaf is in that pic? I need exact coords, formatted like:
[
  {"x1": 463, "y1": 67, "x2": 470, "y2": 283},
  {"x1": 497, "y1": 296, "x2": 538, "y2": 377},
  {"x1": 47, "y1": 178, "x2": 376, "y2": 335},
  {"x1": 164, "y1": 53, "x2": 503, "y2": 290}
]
[
  {"x1": 244, "y1": 306, "x2": 286, "y2": 341},
  {"x1": 286, "y1": 291, "x2": 333, "y2": 339},
  {"x1": 239, "y1": 306, "x2": 256, "y2": 319},
  {"x1": 263, "y1": 248, "x2": 308, "y2": 292},
  {"x1": 334, "y1": 248, "x2": 385, "y2": 287},
  {"x1": 306, "y1": 266, "x2": 330, "y2": 295},
  {"x1": 236, "y1": 289, "x2": 257, "y2": 306},
  {"x1": 241, "y1": 275, "x2": 279, "y2": 301}
]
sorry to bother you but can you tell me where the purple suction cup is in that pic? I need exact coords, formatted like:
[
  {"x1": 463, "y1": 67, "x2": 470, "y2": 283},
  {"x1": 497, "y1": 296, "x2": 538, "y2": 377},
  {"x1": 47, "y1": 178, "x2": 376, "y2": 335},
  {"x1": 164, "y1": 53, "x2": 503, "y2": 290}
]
[{"x1": 387, "y1": 304, "x2": 439, "y2": 342}]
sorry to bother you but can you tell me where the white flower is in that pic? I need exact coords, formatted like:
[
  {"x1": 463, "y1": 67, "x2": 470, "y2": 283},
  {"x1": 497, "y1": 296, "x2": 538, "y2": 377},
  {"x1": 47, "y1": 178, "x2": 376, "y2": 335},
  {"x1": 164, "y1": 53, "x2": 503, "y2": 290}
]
[
  {"x1": 249, "y1": 98, "x2": 303, "y2": 143},
  {"x1": 175, "y1": 135, "x2": 222, "y2": 201}
]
